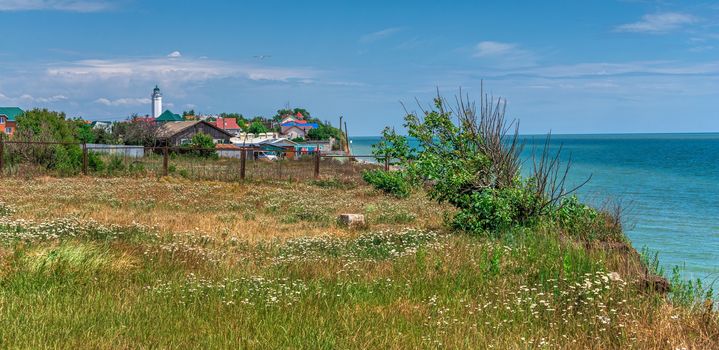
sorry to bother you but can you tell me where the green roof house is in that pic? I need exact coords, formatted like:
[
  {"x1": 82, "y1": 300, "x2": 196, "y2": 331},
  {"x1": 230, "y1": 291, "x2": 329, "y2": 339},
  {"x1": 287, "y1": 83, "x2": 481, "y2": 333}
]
[
  {"x1": 0, "y1": 107, "x2": 23, "y2": 121},
  {"x1": 0, "y1": 107, "x2": 22, "y2": 136},
  {"x1": 155, "y1": 110, "x2": 183, "y2": 123}
]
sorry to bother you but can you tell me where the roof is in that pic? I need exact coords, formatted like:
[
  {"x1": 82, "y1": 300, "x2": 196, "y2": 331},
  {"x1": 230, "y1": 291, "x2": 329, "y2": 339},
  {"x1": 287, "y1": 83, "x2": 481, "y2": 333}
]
[
  {"x1": 155, "y1": 110, "x2": 183, "y2": 122},
  {"x1": 0, "y1": 107, "x2": 24, "y2": 121},
  {"x1": 259, "y1": 138, "x2": 297, "y2": 147},
  {"x1": 230, "y1": 135, "x2": 296, "y2": 147},
  {"x1": 132, "y1": 116, "x2": 156, "y2": 124},
  {"x1": 156, "y1": 121, "x2": 233, "y2": 139},
  {"x1": 215, "y1": 143, "x2": 241, "y2": 150},
  {"x1": 281, "y1": 121, "x2": 318, "y2": 128},
  {"x1": 213, "y1": 117, "x2": 241, "y2": 130}
]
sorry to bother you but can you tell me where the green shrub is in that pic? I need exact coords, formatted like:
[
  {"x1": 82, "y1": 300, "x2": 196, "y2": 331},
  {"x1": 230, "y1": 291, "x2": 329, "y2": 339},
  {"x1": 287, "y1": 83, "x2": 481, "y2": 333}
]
[
  {"x1": 451, "y1": 186, "x2": 540, "y2": 236},
  {"x1": 50, "y1": 145, "x2": 82, "y2": 176},
  {"x1": 362, "y1": 169, "x2": 411, "y2": 198},
  {"x1": 106, "y1": 155, "x2": 126, "y2": 173},
  {"x1": 550, "y1": 196, "x2": 624, "y2": 242},
  {"x1": 88, "y1": 152, "x2": 105, "y2": 172},
  {"x1": 128, "y1": 162, "x2": 145, "y2": 174}
]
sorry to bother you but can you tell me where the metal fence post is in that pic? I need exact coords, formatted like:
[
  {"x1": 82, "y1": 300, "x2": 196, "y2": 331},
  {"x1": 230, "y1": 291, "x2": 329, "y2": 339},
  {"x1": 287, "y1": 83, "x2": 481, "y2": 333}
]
[
  {"x1": 240, "y1": 149, "x2": 246, "y2": 180},
  {"x1": 314, "y1": 150, "x2": 320, "y2": 179},
  {"x1": 163, "y1": 146, "x2": 169, "y2": 176},
  {"x1": 82, "y1": 142, "x2": 88, "y2": 175}
]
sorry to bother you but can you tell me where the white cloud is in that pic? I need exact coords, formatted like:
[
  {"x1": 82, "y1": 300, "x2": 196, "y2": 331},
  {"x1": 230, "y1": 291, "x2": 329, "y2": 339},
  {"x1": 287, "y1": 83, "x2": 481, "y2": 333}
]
[
  {"x1": 452, "y1": 60, "x2": 719, "y2": 87},
  {"x1": 360, "y1": 27, "x2": 404, "y2": 43},
  {"x1": 0, "y1": 92, "x2": 68, "y2": 105},
  {"x1": 167, "y1": 51, "x2": 182, "y2": 58},
  {"x1": 94, "y1": 97, "x2": 151, "y2": 106},
  {"x1": 615, "y1": 12, "x2": 697, "y2": 33},
  {"x1": 0, "y1": 0, "x2": 113, "y2": 12},
  {"x1": 473, "y1": 41, "x2": 518, "y2": 57},
  {"x1": 46, "y1": 55, "x2": 318, "y2": 83},
  {"x1": 471, "y1": 41, "x2": 536, "y2": 68}
]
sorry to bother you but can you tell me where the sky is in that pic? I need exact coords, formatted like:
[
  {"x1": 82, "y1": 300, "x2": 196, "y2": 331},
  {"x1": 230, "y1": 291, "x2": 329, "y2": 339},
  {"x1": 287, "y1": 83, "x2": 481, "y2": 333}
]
[{"x1": 0, "y1": 0, "x2": 718, "y2": 135}]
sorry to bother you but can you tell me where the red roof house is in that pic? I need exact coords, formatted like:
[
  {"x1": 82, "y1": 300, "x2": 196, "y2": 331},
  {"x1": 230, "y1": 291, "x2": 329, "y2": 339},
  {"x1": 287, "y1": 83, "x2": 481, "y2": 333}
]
[{"x1": 212, "y1": 117, "x2": 242, "y2": 134}]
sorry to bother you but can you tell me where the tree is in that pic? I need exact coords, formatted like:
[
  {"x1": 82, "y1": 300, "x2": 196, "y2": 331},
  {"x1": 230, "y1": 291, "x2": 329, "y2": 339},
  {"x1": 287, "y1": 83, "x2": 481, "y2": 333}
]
[
  {"x1": 182, "y1": 109, "x2": 196, "y2": 117},
  {"x1": 9, "y1": 109, "x2": 86, "y2": 173},
  {"x1": 111, "y1": 117, "x2": 159, "y2": 146},
  {"x1": 247, "y1": 121, "x2": 268, "y2": 135},
  {"x1": 15, "y1": 108, "x2": 77, "y2": 143},
  {"x1": 273, "y1": 107, "x2": 311, "y2": 121},
  {"x1": 74, "y1": 121, "x2": 96, "y2": 143},
  {"x1": 371, "y1": 127, "x2": 415, "y2": 163},
  {"x1": 185, "y1": 132, "x2": 217, "y2": 158},
  {"x1": 306, "y1": 122, "x2": 342, "y2": 141}
]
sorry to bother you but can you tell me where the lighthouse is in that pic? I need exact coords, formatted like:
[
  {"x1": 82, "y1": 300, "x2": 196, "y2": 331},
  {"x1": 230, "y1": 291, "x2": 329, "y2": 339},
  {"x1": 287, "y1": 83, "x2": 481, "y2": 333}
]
[{"x1": 151, "y1": 85, "x2": 162, "y2": 118}]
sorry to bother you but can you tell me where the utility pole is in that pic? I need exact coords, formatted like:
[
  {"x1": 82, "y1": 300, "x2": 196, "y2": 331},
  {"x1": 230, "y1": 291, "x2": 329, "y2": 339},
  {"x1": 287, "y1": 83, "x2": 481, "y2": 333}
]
[
  {"x1": 344, "y1": 121, "x2": 351, "y2": 156},
  {"x1": 339, "y1": 116, "x2": 344, "y2": 151}
]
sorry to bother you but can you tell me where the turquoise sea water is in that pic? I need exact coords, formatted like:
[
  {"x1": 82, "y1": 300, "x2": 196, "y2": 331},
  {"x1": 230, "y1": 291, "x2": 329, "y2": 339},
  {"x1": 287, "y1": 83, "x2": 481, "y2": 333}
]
[{"x1": 350, "y1": 134, "x2": 719, "y2": 281}]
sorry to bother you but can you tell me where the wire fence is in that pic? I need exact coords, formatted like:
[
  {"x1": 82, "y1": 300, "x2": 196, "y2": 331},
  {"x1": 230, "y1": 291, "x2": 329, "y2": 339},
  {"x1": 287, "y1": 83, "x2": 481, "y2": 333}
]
[{"x1": 0, "y1": 140, "x2": 388, "y2": 183}]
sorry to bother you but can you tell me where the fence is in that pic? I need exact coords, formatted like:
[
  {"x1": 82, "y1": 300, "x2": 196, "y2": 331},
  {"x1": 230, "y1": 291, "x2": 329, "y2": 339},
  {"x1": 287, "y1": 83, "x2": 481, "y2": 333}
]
[{"x1": 0, "y1": 140, "x2": 389, "y2": 183}]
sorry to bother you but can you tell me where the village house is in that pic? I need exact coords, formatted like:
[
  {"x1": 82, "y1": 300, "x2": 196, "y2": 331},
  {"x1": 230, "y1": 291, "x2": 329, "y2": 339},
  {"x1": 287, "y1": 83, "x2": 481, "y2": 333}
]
[
  {"x1": 281, "y1": 121, "x2": 318, "y2": 139},
  {"x1": 279, "y1": 111, "x2": 317, "y2": 139},
  {"x1": 155, "y1": 121, "x2": 233, "y2": 146},
  {"x1": 211, "y1": 117, "x2": 243, "y2": 136},
  {"x1": 0, "y1": 107, "x2": 22, "y2": 137}
]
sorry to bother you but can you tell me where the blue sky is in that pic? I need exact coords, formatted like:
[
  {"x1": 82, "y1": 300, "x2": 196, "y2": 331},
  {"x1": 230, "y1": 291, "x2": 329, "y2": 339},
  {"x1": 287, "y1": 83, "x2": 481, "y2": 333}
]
[{"x1": 0, "y1": 0, "x2": 718, "y2": 135}]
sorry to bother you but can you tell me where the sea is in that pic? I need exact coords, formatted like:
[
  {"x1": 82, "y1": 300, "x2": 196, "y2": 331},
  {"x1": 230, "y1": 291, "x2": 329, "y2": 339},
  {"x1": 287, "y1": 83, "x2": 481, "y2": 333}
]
[{"x1": 350, "y1": 134, "x2": 719, "y2": 282}]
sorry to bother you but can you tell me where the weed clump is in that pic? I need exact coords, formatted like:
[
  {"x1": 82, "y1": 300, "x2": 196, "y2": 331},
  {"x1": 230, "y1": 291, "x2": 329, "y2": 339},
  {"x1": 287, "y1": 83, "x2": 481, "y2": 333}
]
[{"x1": 362, "y1": 169, "x2": 412, "y2": 198}]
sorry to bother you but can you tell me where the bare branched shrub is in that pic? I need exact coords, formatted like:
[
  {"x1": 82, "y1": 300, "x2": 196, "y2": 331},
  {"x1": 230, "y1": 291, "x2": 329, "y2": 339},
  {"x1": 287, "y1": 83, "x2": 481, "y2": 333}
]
[{"x1": 530, "y1": 133, "x2": 591, "y2": 214}]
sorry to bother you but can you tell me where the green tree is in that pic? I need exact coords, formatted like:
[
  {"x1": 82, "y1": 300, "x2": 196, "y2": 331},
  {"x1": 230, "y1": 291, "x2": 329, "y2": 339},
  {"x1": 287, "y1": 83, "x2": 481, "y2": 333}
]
[
  {"x1": 371, "y1": 127, "x2": 414, "y2": 162},
  {"x1": 306, "y1": 122, "x2": 342, "y2": 141},
  {"x1": 10, "y1": 109, "x2": 85, "y2": 173},
  {"x1": 247, "y1": 121, "x2": 268, "y2": 135},
  {"x1": 15, "y1": 109, "x2": 78, "y2": 143},
  {"x1": 185, "y1": 132, "x2": 217, "y2": 158},
  {"x1": 74, "y1": 121, "x2": 96, "y2": 143},
  {"x1": 273, "y1": 107, "x2": 311, "y2": 121}
]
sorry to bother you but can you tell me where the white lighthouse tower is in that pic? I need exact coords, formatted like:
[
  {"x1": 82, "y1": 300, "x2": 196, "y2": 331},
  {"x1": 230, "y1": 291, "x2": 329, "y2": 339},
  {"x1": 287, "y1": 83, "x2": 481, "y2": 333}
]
[{"x1": 151, "y1": 85, "x2": 162, "y2": 118}]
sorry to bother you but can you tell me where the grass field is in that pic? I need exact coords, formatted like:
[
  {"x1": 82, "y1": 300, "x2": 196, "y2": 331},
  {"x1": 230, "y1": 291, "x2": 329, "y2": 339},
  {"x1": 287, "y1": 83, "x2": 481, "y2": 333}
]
[{"x1": 0, "y1": 177, "x2": 717, "y2": 349}]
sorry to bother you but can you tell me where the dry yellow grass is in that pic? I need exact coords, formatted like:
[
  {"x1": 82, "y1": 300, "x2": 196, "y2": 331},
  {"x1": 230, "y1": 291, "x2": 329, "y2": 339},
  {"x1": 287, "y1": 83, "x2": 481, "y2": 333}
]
[{"x1": 0, "y1": 176, "x2": 450, "y2": 241}]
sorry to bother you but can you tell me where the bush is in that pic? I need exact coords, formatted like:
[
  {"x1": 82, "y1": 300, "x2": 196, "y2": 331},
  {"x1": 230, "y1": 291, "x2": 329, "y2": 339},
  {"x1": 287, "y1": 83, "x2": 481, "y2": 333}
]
[
  {"x1": 362, "y1": 169, "x2": 411, "y2": 198},
  {"x1": 183, "y1": 132, "x2": 218, "y2": 159},
  {"x1": 88, "y1": 152, "x2": 105, "y2": 172},
  {"x1": 550, "y1": 196, "x2": 624, "y2": 242},
  {"x1": 451, "y1": 185, "x2": 541, "y2": 236},
  {"x1": 106, "y1": 155, "x2": 126, "y2": 173},
  {"x1": 50, "y1": 145, "x2": 82, "y2": 176}
]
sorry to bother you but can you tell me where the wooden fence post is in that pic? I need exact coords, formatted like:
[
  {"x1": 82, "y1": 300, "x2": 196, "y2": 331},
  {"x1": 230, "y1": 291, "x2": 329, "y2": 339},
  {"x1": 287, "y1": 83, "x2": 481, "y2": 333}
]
[
  {"x1": 0, "y1": 134, "x2": 4, "y2": 174},
  {"x1": 314, "y1": 150, "x2": 320, "y2": 179},
  {"x1": 163, "y1": 146, "x2": 169, "y2": 176},
  {"x1": 82, "y1": 142, "x2": 88, "y2": 175},
  {"x1": 240, "y1": 149, "x2": 246, "y2": 180}
]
